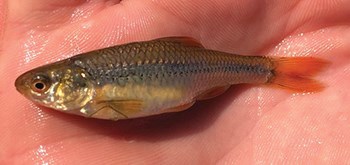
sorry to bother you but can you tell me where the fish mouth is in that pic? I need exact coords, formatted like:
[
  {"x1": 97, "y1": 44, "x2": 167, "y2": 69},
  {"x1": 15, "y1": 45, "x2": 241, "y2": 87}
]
[
  {"x1": 15, "y1": 76, "x2": 26, "y2": 93},
  {"x1": 15, "y1": 72, "x2": 32, "y2": 95}
]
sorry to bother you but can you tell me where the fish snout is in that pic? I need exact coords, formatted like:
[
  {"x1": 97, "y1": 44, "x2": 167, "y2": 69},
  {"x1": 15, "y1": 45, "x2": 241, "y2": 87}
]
[{"x1": 15, "y1": 73, "x2": 30, "y2": 94}]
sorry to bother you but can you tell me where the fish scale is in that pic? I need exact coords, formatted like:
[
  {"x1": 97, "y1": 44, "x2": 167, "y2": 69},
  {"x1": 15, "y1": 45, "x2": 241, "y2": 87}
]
[
  {"x1": 68, "y1": 39, "x2": 274, "y2": 107},
  {"x1": 15, "y1": 37, "x2": 328, "y2": 120}
]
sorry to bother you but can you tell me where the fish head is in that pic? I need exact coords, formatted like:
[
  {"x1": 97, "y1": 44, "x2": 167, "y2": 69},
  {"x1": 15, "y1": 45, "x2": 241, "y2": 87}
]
[{"x1": 15, "y1": 62, "x2": 95, "y2": 111}]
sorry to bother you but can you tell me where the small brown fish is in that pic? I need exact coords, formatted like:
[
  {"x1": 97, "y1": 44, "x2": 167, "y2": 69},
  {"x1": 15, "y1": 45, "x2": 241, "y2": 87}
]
[{"x1": 15, "y1": 37, "x2": 329, "y2": 120}]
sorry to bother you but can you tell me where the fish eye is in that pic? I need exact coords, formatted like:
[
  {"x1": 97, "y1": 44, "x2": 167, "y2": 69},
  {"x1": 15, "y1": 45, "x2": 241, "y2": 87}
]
[
  {"x1": 34, "y1": 82, "x2": 45, "y2": 90},
  {"x1": 30, "y1": 75, "x2": 51, "y2": 93}
]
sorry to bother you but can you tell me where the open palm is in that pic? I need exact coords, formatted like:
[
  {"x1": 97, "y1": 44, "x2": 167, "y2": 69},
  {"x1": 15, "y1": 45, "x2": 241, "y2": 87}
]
[{"x1": 1, "y1": 0, "x2": 350, "y2": 164}]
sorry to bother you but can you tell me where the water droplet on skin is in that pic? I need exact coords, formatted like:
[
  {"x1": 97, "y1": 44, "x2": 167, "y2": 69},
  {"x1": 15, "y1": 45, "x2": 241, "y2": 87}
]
[
  {"x1": 272, "y1": 30, "x2": 341, "y2": 57},
  {"x1": 30, "y1": 144, "x2": 59, "y2": 165},
  {"x1": 33, "y1": 145, "x2": 50, "y2": 165},
  {"x1": 21, "y1": 30, "x2": 49, "y2": 66},
  {"x1": 256, "y1": 89, "x2": 264, "y2": 117},
  {"x1": 123, "y1": 136, "x2": 137, "y2": 143},
  {"x1": 127, "y1": 139, "x2": 136, "y2": 143},
  {"x1": 81, "y1": 20, "x2": 93, "y2": 29}
]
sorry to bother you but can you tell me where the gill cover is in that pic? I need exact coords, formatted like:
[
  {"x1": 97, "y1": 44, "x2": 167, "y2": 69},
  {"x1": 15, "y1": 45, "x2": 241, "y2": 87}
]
[{"x1": 49, "y1": 68, "x2": 95, "y2": 110}]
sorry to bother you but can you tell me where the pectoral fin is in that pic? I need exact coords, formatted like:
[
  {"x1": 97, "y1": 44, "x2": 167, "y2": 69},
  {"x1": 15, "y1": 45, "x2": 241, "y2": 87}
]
[
  {"x1": 196, "y1": 85, "x2": 231, "y2": 100},
  {"x1": 89, "y1": 99, "x2": 143, "y2": 120}
]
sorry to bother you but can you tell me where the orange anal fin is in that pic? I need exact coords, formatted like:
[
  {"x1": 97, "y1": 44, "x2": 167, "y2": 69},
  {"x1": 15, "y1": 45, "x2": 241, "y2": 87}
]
[
  {"x1": 164, "y1": 101, "x2": 195, "y2": 113},
  {"x1": 271, "y1": 57, "x2": 330, "y2": 92},
  {"x1": 196, "y1": 85, "x2": 231, "y2": 100}
]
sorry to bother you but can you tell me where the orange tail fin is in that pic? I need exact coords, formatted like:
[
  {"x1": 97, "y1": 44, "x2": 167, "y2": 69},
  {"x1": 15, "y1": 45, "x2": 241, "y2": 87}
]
[{"x1": 270, "y1": 57, "x2": 330, "y2": 92}]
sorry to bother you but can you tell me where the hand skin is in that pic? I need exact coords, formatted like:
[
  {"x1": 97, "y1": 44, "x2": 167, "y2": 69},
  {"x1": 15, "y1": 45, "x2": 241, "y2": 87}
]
[{"x1": 1, "y1": 0, "x2": 350, "y2": 164}]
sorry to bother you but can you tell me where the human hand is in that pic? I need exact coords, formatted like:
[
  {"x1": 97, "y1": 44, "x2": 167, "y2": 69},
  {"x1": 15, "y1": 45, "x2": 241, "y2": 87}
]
[{"x1": 1, "y1": 0, "x2": 350, "y2": 164}]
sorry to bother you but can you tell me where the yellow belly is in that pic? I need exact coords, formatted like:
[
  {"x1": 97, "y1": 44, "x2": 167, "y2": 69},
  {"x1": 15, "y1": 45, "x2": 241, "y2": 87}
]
[{"x1": 86, "y1": 83, "x2": 189, "y2": 119}]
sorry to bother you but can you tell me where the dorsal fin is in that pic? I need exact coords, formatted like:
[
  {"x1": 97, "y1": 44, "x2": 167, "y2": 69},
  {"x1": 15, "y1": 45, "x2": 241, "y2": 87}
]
[{"x1": 158, "y1": 36, "x2": 204, "y2": 48}]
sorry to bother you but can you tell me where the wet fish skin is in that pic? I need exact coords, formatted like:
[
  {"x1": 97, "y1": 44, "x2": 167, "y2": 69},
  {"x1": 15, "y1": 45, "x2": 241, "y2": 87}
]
[
  {"x1": 15, "y1": 37, "x2": 327, "y2": 120},
  {"x1": 15, "y1": 60, "x2": 95, "y2": 111}
]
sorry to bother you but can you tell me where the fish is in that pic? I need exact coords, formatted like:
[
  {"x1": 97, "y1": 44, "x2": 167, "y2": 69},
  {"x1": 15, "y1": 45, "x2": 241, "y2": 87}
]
[{"x1": 15, "y1": 37, "x2": 329, "y2": 120}]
